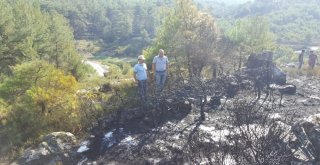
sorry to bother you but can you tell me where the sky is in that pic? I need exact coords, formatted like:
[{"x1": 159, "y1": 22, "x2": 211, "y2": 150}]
[
  {"x1": 202, "y1": 0, "x2": 253, "y2": 5},
  {"x1": 219, "y1": 0, "x2": 253, "y2": 5}
]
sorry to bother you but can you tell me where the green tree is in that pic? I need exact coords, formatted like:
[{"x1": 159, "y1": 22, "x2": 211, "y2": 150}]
[
  {"x1": 226, "y1": 16, "x2": 276, "y2": 69},
  {"x1": 215, "y1": 0, "x2": 320, "y2": 45},
  {"x1": 47, "y1": 12, "x2": 82, "y2": 71},
  {"x1": 111, "y1": 11, "x2": 133, "y2": 41},
  {"x1": 132, "y1": 4, "x2": 149, "y2": 36},
  {"x1": 0, "y1": 0, "x2": 15, "y2": 75},
  {"x1": 38, "y1": 0, "x2": 162, "y2": 56},
  {"x1": 0, "y1": 60, "x2": 80, "y2": 152},
  {"x1": 146, "y1": 0, "x2": 219, "y2": 78},
  {"x1": 0, "y1": 0, "x2": 87, "y2": 79}
]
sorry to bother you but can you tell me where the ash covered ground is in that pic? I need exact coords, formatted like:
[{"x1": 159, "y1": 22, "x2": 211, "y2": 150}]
[{"x1": 76, "y1": 75, "x2": 320, "y2": 165}]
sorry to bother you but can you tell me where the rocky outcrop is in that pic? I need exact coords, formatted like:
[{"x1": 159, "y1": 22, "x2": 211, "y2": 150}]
[
  {"x1": 17, "y1": 132, "x2": 77, "y2": 165},
  {"x1": 245, "y1": 51, "x2": 286, "y2": 85},
  {"x1": 289, "y1": 114, "x2": 320, "y2": 163}
]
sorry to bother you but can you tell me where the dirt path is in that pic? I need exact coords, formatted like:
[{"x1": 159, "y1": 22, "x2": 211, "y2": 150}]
[{"x1": 85, "y1": 60, "x2": 107, "y2": 77}]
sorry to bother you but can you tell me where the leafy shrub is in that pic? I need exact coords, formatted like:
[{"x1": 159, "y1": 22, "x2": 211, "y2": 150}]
[{"x1": 0, "y1": 60, "x2": 80, "y2": 155}]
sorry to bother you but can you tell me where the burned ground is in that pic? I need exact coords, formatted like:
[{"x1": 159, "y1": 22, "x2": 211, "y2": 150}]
[
  {"x1": 17, "y1": 51, "x2": 320, "y2": 165},
  {"x1": 75, "y1": 75, "x2": 320, "y2": 165}
]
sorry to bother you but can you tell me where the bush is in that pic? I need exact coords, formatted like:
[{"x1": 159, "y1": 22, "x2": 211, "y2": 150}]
[
  {"x1": 0, "y1": 61, "x2": 80, "y2": 156},
  {"x1": 225, "y1": 98, "x2": 294, "y2": 164},
  {"x1": 274, "y1": 45, "x2": 295, "y2": 64}
]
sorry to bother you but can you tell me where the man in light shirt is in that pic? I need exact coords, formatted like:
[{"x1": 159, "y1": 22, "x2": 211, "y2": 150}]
[
  {"x1": 134, "y1": 55, "x2": 148, "y2": 100},
  {"x1": 152, "y1": 49, "x2": 169, "y2": 93}
]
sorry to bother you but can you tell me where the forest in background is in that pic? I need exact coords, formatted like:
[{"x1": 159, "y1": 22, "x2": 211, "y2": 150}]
[
  {"x1": 198, "y1": 0, "x2": 320, "y2": 45},
  {"x1": 0, "y1": 0, "x2": 320, "y2": 161},
  {"x1": 37, "y1": 0, "x2": 320, "y2": 56},
  {"x1": 39, "y1": 0, "x2": 167, "y2": 57}
]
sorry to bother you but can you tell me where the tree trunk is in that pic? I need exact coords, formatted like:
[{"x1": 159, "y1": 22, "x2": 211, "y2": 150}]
[
  {"x1": 187, "y1": 46, "x2": 193, "y2": 79},
  {"x1": 200, "y1": 96, "x2": 207, "y2": 121},
  {"x1": 238, "y1": 50, "x2": 242, "y2": 70},
  {"x1": 212, "y1": 63, "x2": 217, "y2": 79}
]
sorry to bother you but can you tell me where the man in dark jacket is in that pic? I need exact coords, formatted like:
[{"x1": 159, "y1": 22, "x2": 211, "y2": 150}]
[{"x1": 298, "y1": 49, "x2": 305, "y2": 69}]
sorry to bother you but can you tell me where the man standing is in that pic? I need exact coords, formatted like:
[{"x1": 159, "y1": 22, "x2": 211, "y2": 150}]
[
  {"x1": 298, "y1": 49, "x2": 305, "y2": 69},
  {"x1": 134, "y1": 55, "x2": 148, "y2": 100},
  {"x1": 308, "y1": 50, "x2": 318, "y2": 69},
  {"x1": 152, "y1": 49, "x2": 169, "y2": 93}
]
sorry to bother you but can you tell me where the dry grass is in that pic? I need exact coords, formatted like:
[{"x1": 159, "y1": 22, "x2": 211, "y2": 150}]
[{"x1": 282, "y1": 65, "x2": 320, "y2": 78}]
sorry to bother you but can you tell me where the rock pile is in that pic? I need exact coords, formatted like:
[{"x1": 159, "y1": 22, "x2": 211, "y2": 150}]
[{"x1": 17, "y1": 132, "x2": 77, "y2": 165}]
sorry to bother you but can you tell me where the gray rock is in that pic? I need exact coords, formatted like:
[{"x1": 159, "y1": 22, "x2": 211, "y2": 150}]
[
  {"x1": 245, "y1": 51, "x2": 286, "y2": 85},
  {"x1": 17, "y1": 132, "x2": 77, "y2": 165},
  {"x1": 289, "y1": 114, "x2": 320, "y2": 162}
]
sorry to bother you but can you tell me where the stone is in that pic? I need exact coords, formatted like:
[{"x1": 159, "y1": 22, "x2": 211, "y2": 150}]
[
  {"x1": 245, "y1": 51, "x2": 286, "y2": 85},
  {"x1": 246, "y1": 51, "x2": 273, "y2": 69},
  {"x1": 289, "y1": 114, "x2": 320, "y2": 162},
  {"x1": 273, "y1": 66, "x2": 287, "y2": 85},
  {"x1": 209, "y1": 95, "x2": 221, "y2": 108},
  {"x1": 18, "y1": 132, "x2": 77, "y2": 165},
  {"x1": 43, "y1": 132, "x2": 77, "y2": 152}
]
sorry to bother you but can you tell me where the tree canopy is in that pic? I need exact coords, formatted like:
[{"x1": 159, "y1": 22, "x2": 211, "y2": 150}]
[
  {"x1": 39, "y1": 0, "x2": 164, "y2": 56},
  {"x1": 145, "y1": 0, "x2": 219, "y2": 78},
  {"x1": 198, "y1": 0, "x2": 320, "y2": 45},
  {"x1": 0, "y1": 0, "x2": 85, "y2": 78}
]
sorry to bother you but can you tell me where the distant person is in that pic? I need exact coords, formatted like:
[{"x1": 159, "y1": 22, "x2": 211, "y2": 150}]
[
  {"x1": 298, "y1": 49, "x2": 305, "y2": 69},
  {"x1": 134, "y1": 55, "x2": 148, "y2": 100},
  {"x1": 152, "y1": 49, "x2": 169, "y2": 93},
  {"x1": 308, "y1": 51, "x2": 318, "y2": 69}
]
